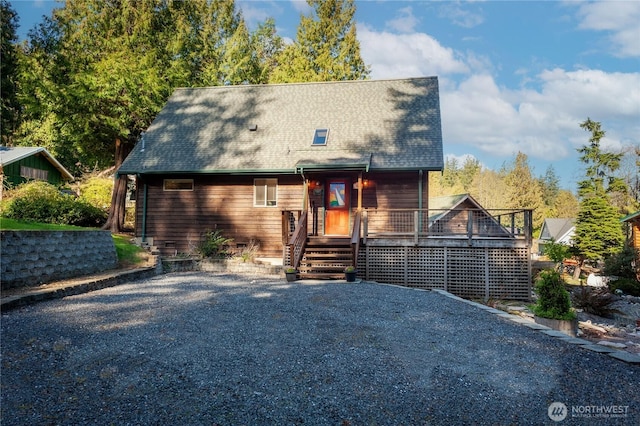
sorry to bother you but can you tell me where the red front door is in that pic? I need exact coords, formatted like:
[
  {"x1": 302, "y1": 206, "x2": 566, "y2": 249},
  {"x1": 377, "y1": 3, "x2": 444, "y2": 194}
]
[{"x1": 325, "y1": 179, "x2": 350, "y2": 235}]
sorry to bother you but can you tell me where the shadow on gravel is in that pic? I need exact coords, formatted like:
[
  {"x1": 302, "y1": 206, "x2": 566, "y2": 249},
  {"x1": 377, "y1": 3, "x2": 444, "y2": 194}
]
[{"x1": 2, "y1": 272, "x2": 639, "y2": 425}]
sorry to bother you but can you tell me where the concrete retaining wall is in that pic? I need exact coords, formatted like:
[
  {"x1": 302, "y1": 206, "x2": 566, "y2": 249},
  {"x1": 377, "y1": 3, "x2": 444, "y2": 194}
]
[{"x1": 1, "y1": 230, "x2": 118, "y2": 290}]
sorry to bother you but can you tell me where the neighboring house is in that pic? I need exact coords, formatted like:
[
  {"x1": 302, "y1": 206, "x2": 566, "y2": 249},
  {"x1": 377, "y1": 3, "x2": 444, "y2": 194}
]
[
  {"x1": 538, "y1": 218, "x2": 575, "y2": 255},
  {"x1": 622, "y1": 211, "x2": 640, "y2": 251},
  {"x1": 427, "y1": 193, "x2": 513, "y2": 237},
  {"x1": 118, "y1": 77, "x2": 444, "y2": 258},
  {"x1": 0, "y1": 146, "x2": 74, "y2": 199}
]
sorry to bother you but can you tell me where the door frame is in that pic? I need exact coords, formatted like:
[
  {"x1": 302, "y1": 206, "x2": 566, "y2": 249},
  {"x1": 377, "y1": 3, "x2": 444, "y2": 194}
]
[{"x1": 324, "y1": 178, "x2": 351, "y2": 235}]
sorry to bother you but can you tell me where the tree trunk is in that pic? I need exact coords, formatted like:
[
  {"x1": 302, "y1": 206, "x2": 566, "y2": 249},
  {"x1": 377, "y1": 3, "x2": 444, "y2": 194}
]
[
  {"x1": 573, "y1": 257, "x2": 583, "y2": 281},
  {"x1": 102, "y1": 138, "x2": 131, "y2": 233}
]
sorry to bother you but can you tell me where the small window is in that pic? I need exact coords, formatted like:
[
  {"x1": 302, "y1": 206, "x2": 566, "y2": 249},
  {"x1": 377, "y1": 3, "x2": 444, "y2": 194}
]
[
  {"x1": 20, "y1": 166, "x2": 48, "y2": 181},
  {"x1": 163, "y1": 179, "x2": 194, "y2": 191},
  {"x1": 312, "y1": 128, "x2": 329, "y2": 145},
  {"x1": 254, "y1": 178, "x2": 277, "y2": 207}
]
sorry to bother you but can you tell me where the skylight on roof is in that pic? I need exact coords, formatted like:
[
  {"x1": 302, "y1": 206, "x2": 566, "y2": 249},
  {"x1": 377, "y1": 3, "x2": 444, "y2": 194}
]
[{"x1": 312, "y1": 129, "x2": 329, "y2": 145}]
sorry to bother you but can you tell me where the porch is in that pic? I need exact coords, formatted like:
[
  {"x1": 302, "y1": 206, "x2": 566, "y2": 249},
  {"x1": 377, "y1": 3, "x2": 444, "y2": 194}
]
[{"x1": 284, "y1": 208, "x2": 533, "y2": 301}]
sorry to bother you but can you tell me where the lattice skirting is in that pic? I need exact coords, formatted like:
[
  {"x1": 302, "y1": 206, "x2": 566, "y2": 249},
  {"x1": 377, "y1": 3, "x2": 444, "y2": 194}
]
[{"x1": 358, "y1": 245, "x2": 531, "y2": 301}]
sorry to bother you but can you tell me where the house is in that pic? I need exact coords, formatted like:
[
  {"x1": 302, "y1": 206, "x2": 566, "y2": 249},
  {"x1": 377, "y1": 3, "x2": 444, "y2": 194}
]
[
  {"x1": 538, "y1": 218, "x2": 575, "y2": 255},
  {"x1": 118, "y1": 77, "x2": 444, "y2": 258},
  {"x1": 0, "y1": 146, "x2": 74, "y2": 198},
  {"x1": 427, "y1": 193, "x2": 514, "y2": 237},
  {"x1": 119, "y1": 77, "x2": 533, "y2": 300},
  {"x1": 622, "y1": 211, "x2": 640, "y2": 250}
]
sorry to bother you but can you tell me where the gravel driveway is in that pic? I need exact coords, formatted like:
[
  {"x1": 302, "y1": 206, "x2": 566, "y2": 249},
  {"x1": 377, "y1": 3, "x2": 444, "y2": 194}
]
[{"x1": 2, "y1": 272, "x2": 639, "y2": 425}]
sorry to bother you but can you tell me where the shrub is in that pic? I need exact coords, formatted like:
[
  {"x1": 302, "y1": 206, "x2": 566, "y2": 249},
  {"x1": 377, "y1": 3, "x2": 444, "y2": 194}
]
[
  {"x1": 78, "y1": 176, "x2": 113, "y2": 211},
  {"x1": 571, "y1": 286, "x2": 620, "y2": 317},
  {"x1": 196, "y1": 229, "x2": 233, "y2": 258},
  {"x1": 544, "y1": 239, "x2": 571, "y2": 268},
  {"x1": 237, "y1": 239, "x2": 260, "y2": 262},
  {"x1": 604, "y1": 243, "x2": 638, "y2": 279},
  {"x1": 608, "y1": 277, "x2": 640, "y2": 297},
  {"x1": 531, "y1": 270, "x2": 576, "y2": 320},
  {"x1": 3, "y1": 181, "x2": 106, "y2": 226},
  {"x1": 60, "y1": 198, "x2": 107, "y2": 227}
]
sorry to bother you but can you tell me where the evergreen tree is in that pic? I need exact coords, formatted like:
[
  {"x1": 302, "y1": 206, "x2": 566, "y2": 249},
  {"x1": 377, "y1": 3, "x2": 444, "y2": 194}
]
[
  {"x1": 573, "y1": 118, "x2": 625, "y2": 262},
  {"x1": 441, "y1": 157, "x2": 459, "y2": 188},
  {"x1": 539, "y1": 165, "x2": 559, "y2": 208},
  {"x1": 269, "y1": 0, "x2": 369, "y2": 83},
  {"x1": 13, "y1": 0, "x2": 264, "y2": 231},
  {"x1": 1, "y1": 0, "x2": 20, "y2": 145},
  {"x1": 250, "y1": 18, "x2": 284, "y2": 84},
  {"x1": 554, "y1": 189, "x2": 579, "y2": 218},
  {"x1": 470, "y1": 168, "x2": 508, "y2": 210},
  {"x1": 503, "y1": 152, "x2": 544, "y2": 230},
  {"x1": 459, "y1": 156, "x2": 480, "y2": 191}
]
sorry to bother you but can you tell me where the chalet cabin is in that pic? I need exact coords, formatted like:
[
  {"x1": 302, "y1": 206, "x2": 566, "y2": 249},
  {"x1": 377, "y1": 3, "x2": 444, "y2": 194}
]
[
  {"x1": 119, "y1": 77, "x2": 533, "y2": 300},
  {"x1": 0, "y1": 147, "x2": 74, "y2": 199}
]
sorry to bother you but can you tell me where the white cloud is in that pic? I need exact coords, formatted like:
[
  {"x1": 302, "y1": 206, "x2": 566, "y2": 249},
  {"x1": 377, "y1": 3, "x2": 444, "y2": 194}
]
[
  {"x1": 290, "y1": 0, "x2": 312, "y2": 14},
  {"x1": 438, "y1": 2, "x2": 485, "y2": 29},
  {"x1": 575, "y1": 1, "x2": 640, "y2": 57},
  {"x1": 385, "y1": 6, "x2": 420, "y2": 34},
  {"x1": 358, "y1": 24, "x2": 470, "y2": 79},
  {"x1": 442, "y1": 68, "x2": 640, "y2": 162},
  {"x1": 358, "y1": 16, "x2": 638, "y2": 189}
]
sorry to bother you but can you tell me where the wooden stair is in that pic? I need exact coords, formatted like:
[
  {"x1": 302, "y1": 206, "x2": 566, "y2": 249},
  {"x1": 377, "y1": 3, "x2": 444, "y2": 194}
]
[{"x1": 298, "y1": 236, "x2": 353, "y2": 279}]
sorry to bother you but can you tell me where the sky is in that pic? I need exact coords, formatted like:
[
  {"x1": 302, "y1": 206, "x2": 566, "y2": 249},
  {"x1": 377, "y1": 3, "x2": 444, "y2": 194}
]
[{"x1": 9, "y1": 0, "x2": 640, "y2": 191}]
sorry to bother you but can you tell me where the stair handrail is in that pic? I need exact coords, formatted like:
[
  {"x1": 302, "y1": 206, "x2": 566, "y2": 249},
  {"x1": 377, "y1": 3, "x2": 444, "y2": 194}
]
[
  {"x1": 287, "y1": 211, "x2": 308, "y2": 269},
  {"x1": 350, "y1": 210, "x2": 362, "y2": 268}
]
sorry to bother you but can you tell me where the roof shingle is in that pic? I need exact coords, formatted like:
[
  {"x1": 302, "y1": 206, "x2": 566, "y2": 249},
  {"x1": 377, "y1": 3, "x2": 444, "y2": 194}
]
[{"x1": 118, "y1": 77, "x2": 444, "y2": 175}]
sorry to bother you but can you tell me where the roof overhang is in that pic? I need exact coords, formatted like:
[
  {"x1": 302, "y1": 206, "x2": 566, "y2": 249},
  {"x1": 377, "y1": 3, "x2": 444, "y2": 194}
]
[
  {"x1": 621, "y1": 211, "x2": 640, "y2": 223},
  {"x1": 295, "y1": 152, "x2": 372, "y2": 173}
]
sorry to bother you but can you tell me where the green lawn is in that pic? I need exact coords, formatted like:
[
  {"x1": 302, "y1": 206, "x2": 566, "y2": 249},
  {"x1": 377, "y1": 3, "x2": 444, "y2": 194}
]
[
  {"x1": 0, "y1": 217, "x2": 91, "y2": 231},
  {"x1": 1, "y1": 217, "x2": 146, "y2": 266}
]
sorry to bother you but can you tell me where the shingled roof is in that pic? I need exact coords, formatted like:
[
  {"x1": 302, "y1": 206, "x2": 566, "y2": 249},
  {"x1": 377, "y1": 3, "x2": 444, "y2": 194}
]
[{"x1": 118, "y1": 77, "x2": 443, "y2": 175}]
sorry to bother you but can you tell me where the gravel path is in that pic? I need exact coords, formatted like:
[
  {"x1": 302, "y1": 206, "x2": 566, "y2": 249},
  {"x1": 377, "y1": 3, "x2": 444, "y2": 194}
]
[{"x1": 2, "y1": 272, "x2": 639, "y2": 425}]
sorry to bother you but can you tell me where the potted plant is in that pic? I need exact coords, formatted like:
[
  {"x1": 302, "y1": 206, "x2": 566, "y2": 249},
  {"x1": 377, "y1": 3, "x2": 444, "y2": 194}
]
[
  {"x1": 285, "y1": 267, "x2": 298, "y2": 282},
  {"x1": 531, "y1": 270, "x2": 577, "y2": 337},
  {"x1": 344, "y1": 266, "x2": 357, "y2": 282}
]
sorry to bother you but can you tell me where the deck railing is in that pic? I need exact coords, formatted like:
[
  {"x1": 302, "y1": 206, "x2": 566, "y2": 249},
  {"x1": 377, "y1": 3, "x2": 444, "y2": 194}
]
[
  {"x1": 350, "y1": 210, "x2": 362, "y2": 268},
  {"x1": 363, "y1": 208, "x2": 532, "y2": 245},
  {"x1": 287, "y1": 211, "x2": 308, "y2": 268}
]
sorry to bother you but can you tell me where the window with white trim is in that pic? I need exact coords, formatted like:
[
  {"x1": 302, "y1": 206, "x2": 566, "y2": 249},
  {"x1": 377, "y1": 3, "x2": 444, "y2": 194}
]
[
  {"x1": 254, "y1": 178, "x2": 277, "y2": 206},
  {"x1": 163, "y1": 179, "x2": 194, "y2": 191}
]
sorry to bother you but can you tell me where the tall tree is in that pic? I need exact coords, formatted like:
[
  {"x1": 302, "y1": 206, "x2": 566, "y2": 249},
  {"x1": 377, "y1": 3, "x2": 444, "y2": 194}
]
[
  {"x1": 250, "y1": 18, "x2": 284, "y2": 83},
  {"x1": 14, "y1": 0, "x2": 261, "y2": 231},
  {"x1": 269, "y1": 0, "x2": 369, "y2": 83},
  {"x1": 539, "y1": 165, "x2": 559, "y2": 208},
  {"x1": 459, "y1": 156, "x2": 480, "y2": 191},
  {"x1": 503, "y1": 152, "x2": 544, "y2": 230},
  {"x1": 0, "y1": 0, "x2": 20, "y2": 145},
  {"x1": 554, "y1": 189, "x2": 579, "y2": 218},
  {"x1": 573, "y1": 118, "x2": 625, "y2": 264},
  {"x1": 471, "y1": 168, "x2": 508, "y2": 210}
]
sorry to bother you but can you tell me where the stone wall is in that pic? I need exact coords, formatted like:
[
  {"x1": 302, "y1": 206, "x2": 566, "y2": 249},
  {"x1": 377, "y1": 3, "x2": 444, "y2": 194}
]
[
  {"x1": 162, "y1": 257, "x2": 282, "y2": 276},
  {"x1": 1, "y1": 230, "x2": 118, "y2": 290}
]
